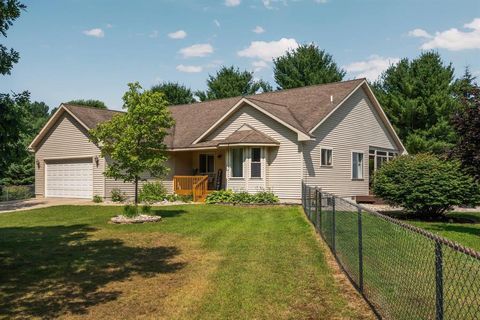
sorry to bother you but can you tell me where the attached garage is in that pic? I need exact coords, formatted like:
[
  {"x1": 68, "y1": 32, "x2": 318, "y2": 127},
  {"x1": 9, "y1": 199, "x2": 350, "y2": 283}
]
[{"x1": 45, "y1": 158, "x2": 93, "y2": 198}]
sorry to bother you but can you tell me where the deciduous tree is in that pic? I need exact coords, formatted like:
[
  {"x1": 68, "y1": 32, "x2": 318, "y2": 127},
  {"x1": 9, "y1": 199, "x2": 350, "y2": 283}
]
[
  {"x1": 0, "y1": 0, "x2": 26, "y2": 75},
  {"x1": 151, "y1": 82, "x2": 196, "y2": 105},
  {"x1": 90, "y1": 83, "x2": 174, "y2": 209}
]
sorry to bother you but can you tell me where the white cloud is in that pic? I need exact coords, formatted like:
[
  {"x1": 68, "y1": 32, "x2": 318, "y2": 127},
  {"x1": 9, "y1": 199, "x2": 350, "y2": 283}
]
[
  {"x1": 252, "y1": 60, "x2": 269, "y2": 72},
  {"x1": 176, "y1": 64, "x2": 203, "y2": 73},
  {"x1": 225, "y1": 0, "x2": 241, "y2": 6},
  {"x1": 168, "y1": 30, "x2": 187, "y2": 39},
  {"x1": 83, "y1": 28, "x2": 104, "y2": 38},
  {"x1": 213, "y1": 19, "x2": 221, "y2": 27},
  {"x1": 314, "y1": 0, "x2": 328, "y2": 3},
  {"x1": 149, "y1": 30, "x2": 159, "y2": 38},
  {"x1": 408, "y1": 28, "x2": 432, "y2": 38},
  {"x1": 409, "y1": 18, "x2": 480, "y2": 51},
  {"x1": 343, "y1": 55, "x2": 400, "y2": 81},
  {"x1": 106, "y1": 23, "x2": 113, "y2": 28},
  {"x1": 238, "y1": 38, "x2": 299, "y2": 61},
  {"x1": 252, "y1": 26, "x2": 265, "y2": 34},
  {"x1": 179, "y1": 43, "x2": 214, "y2": 58}
]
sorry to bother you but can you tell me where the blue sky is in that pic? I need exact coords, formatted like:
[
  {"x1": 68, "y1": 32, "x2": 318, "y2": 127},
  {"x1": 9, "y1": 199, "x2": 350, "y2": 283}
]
[{"x1": 1, "y1": 0, "x2": 479, "y2": 110}]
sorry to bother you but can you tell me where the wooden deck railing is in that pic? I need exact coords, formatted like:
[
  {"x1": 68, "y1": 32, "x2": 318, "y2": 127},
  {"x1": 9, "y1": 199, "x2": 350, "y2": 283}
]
[{"x1": 173, "y1": 175, "x2": 209, "y2": 202}]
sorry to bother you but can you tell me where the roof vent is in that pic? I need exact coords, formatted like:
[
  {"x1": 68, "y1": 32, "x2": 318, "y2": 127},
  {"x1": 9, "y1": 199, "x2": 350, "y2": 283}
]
[{"x1": 330, "y1": 95, "x2": 333, "y2": 104}]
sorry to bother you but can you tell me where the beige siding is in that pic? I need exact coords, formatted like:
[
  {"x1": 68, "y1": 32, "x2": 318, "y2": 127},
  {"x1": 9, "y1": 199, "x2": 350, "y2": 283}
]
[
  {"x1": 104, "y1": 155, "x2": 175, "y2": 199},
  {"x1": 35, "y1": 113, "x2": 104, "y2": 197},
  {"x1": 303, "y1": 88, "x2": 399, "y2": 197},
  {"x1": 206, "y1": 105, "x2": 302, "y2": 199}
]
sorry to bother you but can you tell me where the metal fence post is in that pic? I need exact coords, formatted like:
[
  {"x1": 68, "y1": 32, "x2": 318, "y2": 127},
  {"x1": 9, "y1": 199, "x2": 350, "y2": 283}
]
[
  {"x1": 315, "y1": 189, "x2": 320, "y2": 231},
  {"x1": 308, "y1": 187, "x2": 312, "y2": 220},
  {"x1": 435, "y1": 240, "x2": 444, "y2": 320},
  {"x1": 332, "y1": 196, "x2": 336, "y2": 253},
  {"x1": 318, "y1": 191, "x2": 322, "y2": 232},
  {"x1": 301, "y1": 181, "x2": 305, "y2": 208},
  {"x1": 358, "y1": 207, "x2": 364, "y2": 293}
]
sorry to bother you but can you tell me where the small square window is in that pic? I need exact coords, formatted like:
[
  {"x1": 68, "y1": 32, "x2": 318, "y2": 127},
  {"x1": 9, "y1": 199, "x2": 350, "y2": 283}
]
[{"x1": 321, "y1": 148, "x2": 333, "y2": 166}]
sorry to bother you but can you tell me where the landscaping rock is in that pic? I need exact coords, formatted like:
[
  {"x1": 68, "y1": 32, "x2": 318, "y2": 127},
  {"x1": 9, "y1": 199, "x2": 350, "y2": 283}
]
[{"x1": 110, "y1": 214, "x2": 162, "y2": 224}]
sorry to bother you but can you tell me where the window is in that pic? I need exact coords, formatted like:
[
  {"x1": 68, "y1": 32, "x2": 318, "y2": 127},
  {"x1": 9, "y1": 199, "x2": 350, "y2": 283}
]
[
  {"x1": 320, "y1": 148, "x2": 333, "y2": 166},
  {"x1": 231, "y1": 148, "x2": 243, "y2": 178},
  {"x1": 251, "y1": 148, "x2": 261, "y2": 178},
  {"x1": 352, "y1": 152, "x2": 364, "y2": 179},
  {"x1": 199, "y1": 154, "x2": 214, "y2": 173}
]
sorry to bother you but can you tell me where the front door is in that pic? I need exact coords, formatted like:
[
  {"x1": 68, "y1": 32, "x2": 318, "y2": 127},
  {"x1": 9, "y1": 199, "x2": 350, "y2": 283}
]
[{"x1": 199, "y1": 153, "x2": 215, "y2": 189}]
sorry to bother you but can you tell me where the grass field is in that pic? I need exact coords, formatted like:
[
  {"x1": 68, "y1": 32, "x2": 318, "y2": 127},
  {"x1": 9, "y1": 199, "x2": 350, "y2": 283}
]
[
  {"x1": 304, "y1": 199, "x2": 480, "y2": 320},
  {"x1": 407, "y1": 211, "x2": 480, "y2": 252},
  {"x1": 0, "y1": 204, "x2": 372, "y2": 319}
]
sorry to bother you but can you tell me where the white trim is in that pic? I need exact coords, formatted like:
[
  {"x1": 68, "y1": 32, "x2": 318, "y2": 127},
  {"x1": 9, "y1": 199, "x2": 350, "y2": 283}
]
[
  {"x1": 28, "y1": 104, "x2": 92, "y2": 151},
  {"x1": 351, "y1": 150, "x2": 365, "y2": 180},
  {"x1": 168, "y1": 147, "x2": 218, "y2": 151},
  {"x1": 43, "y1": 155, "x2": 95, "y2": 161},
  {"x1": 362, "y1": 83, "x2": 407, "y2": 154},
  {"x1": 192, "y1": 98, "x2": 311, "y2": 144},
  {"x1": 217, "y1": 143, "x2": 279, "y2": 147},
  {"x1": 319, "y1": 146, "x2": 333, "y2": 167},
  {"x1": 250, "y1": 147, "x2": 262, "y2": 179}
]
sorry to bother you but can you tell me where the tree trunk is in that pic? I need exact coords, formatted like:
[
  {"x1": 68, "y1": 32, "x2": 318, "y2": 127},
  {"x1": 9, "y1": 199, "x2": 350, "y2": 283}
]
[{"x1": 134, "y1": 176, "x2": 138, "y2": 205}]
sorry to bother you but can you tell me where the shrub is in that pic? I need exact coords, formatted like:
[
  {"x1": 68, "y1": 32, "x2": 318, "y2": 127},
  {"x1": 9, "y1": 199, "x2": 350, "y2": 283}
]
[
  {"x1": 0, "y1": 185, "x2": 34, "y2": 201},
  {"x1": 111, "y1": 188, "x2": 127, "y2": 202},
  {"x1": 178, "y1": 194, "x2": 193, "y2": 203},
  {"x1": 232, "y1": 191, "x2": 254, "y2": 204},
  {"x1": 165, "y1": 194, "x2": 179, "y2": 202},
  {"x1": 205, "y1": 190, "x2": 279, "y2": 205},
  {"x1": 253, "y1": 191, "x2": 279, "y2": 204},
  {"x1": 373, "y1": 154, "x2": 480, "y2": 217},
  {"x1": 141, "y1": 204, "x2": 152, "y2": 214},
  {"x1": 123, "y1": 204, "x2": 138, "y2": 217},
  {"x1": 205, "y1": 190, "x2": 235, "y2": 204},
  {"x1": 139, "y1": 182, "x2": 167, "y2": 203},
  {"x1": 92, "y1": 195, "x2": 103, "y2": 203}
]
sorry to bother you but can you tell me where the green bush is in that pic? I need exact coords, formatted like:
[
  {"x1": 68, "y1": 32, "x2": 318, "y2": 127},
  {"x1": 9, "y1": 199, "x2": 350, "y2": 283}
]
[
  {"x1": 232, "y1": 191, "x2": 254, "y2": 204},
  {"x1": 123, "y1": 204, "x2": 138, "y2": 217},
  {"x1": 253, "y1": 191, "x2": 279, "y2": 204},
  {"x1": 111, "y1": 188, "x2": 127, "y2": 202},
  {"x1": 92, "y1": 195, "x2": 103, "y2": 203},
  {"x1": 205, "y1": 190, "x2": 279, "y2": 205},
  {"x1": 205, "y1": 190, "x2": 235, "y2": 204},
  {"x1": 139, "y1": 181, "x2": 167, "y2": 203},
  {"x1": 373, "y1": 154, "x2": 480, "y2": 217},
  {"x1": 141, "y1": 204, "x2": 152, "y2": 214},
  {"x1": 0, "y1": 185, "x2": 34, "y2": 201},
  {"x1": 178, "y1": 194, "x2": 193, "y2": 203}
]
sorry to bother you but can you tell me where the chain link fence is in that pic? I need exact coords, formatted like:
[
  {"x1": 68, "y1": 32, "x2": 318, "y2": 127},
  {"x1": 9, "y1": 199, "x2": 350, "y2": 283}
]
[
  {"x1": 0, "y1": 185, "x2": 34, "y2": 202},
  {"x1": 302, "y1": 182, "x2": 480, "y2": 320}
]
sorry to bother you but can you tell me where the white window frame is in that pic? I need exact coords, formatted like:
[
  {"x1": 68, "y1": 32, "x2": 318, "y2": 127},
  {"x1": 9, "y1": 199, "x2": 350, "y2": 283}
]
[
  {"x1": 250, "y1": 147, "x2": 263, "y2": 179},
  {"x1": 351, "y1": 151, "x2": 364, "y2": 180},
  {"x1": 230, "y1": 148, "x2": 244, "y2": 179},
  {"x1": 320, "y1": 147, "x2": 333, "y2": 167}
]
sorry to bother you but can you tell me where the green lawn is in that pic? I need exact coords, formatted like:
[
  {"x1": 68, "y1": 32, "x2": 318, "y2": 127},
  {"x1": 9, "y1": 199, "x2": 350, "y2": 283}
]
[
  {"x1": 407, "y1": 211, "x2": 480, "y2": 252},
  {"x1": 0, "y1": 204, "x2": 371, "y2": 320}
]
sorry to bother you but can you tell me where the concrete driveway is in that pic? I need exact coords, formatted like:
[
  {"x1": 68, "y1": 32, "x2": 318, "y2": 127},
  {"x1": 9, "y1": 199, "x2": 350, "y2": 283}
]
[{"x1": 0, "y1": 198, "x2": 93, "y2": 213}]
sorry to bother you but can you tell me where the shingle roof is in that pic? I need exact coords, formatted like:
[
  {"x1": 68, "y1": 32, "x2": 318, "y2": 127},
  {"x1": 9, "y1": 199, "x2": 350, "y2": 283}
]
[
  {"x1": 55, "y1": 79, "x2": 366, "y2": 150},
  {"x1": 63, "y1": 104, "x2": 123, "y2": 129},
  {"x1": 178, "y1": 128, "x2": 279, "y2": 149}
]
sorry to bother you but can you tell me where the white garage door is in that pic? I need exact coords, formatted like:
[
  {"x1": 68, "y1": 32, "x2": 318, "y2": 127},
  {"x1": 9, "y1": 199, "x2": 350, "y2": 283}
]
[{"x1": 46, "y1": 158, "x2": 93, "y2": 198}]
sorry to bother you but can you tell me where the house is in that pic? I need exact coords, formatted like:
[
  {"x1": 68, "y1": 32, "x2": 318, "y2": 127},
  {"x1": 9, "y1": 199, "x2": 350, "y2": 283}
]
[{"x1": 28, "y1": 79, "x2": 406, "y2": 202}]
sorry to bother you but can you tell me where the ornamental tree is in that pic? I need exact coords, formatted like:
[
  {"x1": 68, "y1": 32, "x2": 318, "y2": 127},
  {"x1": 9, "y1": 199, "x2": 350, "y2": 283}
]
[{"x1": 90, "y1": 82, "x2": 174, "y2": 208}]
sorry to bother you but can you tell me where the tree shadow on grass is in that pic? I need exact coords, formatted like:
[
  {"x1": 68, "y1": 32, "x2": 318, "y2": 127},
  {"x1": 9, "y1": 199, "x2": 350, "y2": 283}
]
[
  {"x1": 150, "y1": 209, "x2": 187, "y2": 218},
  {"x1": 420, "y1": 224, "x2": 480, "y2": 238},
  {"x1": 0, "y1": 224, "x2": 185, "y2": 319}
]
